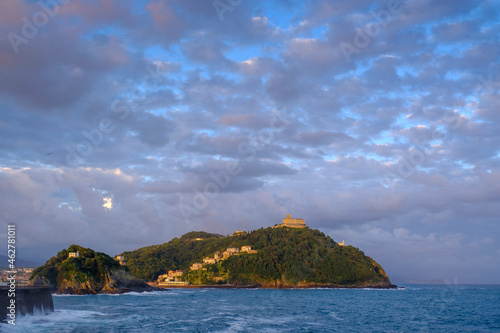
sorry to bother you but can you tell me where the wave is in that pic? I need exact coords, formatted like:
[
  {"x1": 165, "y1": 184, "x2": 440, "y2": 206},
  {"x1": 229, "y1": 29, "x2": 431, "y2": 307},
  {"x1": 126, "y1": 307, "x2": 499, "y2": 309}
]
[
  {"x1": 117, "y1": 291, "x2": 164, "y2": 296},
  {"x1": 0, "y1": 309, "x2": 106, "y2": 332},
  {"x1": 328, "y1": 312, "x2": 344, "y2": 321},
  {"x1": 53, "y1": 290, "x2": 165, "y2": 297}
]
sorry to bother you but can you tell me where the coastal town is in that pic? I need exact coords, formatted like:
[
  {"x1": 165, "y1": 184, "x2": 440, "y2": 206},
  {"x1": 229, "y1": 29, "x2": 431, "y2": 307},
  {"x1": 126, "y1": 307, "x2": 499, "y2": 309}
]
[
  {"x1": 155, "y1": 243, "x2": 259, "y2": 286},
  {"x1": 0, "y1": 268, "x2": 34, "y2": 286}
]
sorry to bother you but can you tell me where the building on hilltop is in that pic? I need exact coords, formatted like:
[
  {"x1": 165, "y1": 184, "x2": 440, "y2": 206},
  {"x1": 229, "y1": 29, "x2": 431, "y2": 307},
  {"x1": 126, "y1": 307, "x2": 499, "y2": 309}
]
[
  {"x1": 115, "y1": 255, "x2": 125, "y2": 265},
  {"x1": 233, "y1": 230, "x2": 247, "y2": 236},
  {"x1": 338, "y1": 240, "x2": 346, "y2": 247},
  {"x1": 68, "y1": 251, "x2": 80, "y2": 258},
  {"x1": 281, "y1": 214, "x2": 306, "y2": 228}
]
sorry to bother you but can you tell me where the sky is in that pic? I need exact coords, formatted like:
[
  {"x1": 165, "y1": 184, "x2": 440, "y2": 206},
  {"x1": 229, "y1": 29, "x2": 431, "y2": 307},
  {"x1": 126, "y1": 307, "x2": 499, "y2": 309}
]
[{"x1": 0, "y1": 0, "x2": 499, "y2": 284}]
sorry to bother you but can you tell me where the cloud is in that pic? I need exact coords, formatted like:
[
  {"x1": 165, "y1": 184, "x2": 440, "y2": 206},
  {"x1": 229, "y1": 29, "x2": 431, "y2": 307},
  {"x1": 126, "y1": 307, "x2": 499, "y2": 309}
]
[{"x1": 0, "y1": 0, "x2": 499, "y2": 283}]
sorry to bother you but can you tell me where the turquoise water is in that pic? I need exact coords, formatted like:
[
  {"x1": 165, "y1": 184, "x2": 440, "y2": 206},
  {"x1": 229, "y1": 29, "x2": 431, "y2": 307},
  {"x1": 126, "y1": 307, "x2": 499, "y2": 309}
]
[{"x1": 2, "y1": 285, "x2": 499, "y2": 332}]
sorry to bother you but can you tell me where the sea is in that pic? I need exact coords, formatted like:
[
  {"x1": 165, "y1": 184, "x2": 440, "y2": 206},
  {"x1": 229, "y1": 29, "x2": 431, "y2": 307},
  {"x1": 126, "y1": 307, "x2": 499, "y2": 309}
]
[{"x1": 1, "y1": 284, "x2": 499, "y2": 332}]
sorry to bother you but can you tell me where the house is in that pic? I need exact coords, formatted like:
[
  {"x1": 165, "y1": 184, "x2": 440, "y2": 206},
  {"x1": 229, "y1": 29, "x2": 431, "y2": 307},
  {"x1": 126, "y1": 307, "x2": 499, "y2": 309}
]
[
  {"x1": 221, "y1": 247, "x2": 239, "y2": 259},
  {"x1": 158, "y1": 270, "x2": 185, "y2": 283},
  {"x1": 241, "y1": 246, "x2": 252, "y2": 252},
  {"x1": 68, "y1": 251, "x2": 80, "y2": 258},
  {"x1": 233, "y1": 230, "x2": 246, "y2": 236},
  {"x1": 214, "y1": 252, "x2": 221, "y2": 259},
  {"x1": 115, "y1": 255, "x2": 125, "y2": 265},
  {"x1": 169, "y1": 270, "x2": 184, "y2": 277},
  {"x1": 241, "y1": 245, "x2": 257, "y2": 254},
  {"x1": 240, "y1": 245, "x2": 257, "y2": 254},
  {"x1": 157, "y1": 274, "x2": 169, "y2": 282},
  {"x1": 203, "y1": 257, "x2": 217, "y2": 264},
  {"x1": 190, "y1": 263, "x2": 204, "y2": 271}
]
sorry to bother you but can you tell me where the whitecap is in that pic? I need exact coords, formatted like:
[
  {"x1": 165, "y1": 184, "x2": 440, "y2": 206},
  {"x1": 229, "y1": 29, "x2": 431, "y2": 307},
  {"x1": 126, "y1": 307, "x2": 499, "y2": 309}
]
[{"x1": 328, "y1": 312, "x2": 344, "y2": 321}]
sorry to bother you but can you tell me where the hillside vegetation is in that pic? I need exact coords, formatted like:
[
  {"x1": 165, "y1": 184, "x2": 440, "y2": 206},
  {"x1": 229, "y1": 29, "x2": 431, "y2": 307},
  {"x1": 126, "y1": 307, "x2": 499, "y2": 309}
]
[
  {"x1": 122, "y1": 227, "x2": 393, "y2": 288},
  {"x1": 30, "y1": 245, "x2": 155, "y2": 294}
]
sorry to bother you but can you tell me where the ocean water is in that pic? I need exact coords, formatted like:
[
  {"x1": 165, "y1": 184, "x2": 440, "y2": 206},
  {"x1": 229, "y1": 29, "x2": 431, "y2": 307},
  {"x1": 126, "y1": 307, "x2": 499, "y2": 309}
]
[{"x1": 2, "y1": 285, "x2": 499, "y2": 332}]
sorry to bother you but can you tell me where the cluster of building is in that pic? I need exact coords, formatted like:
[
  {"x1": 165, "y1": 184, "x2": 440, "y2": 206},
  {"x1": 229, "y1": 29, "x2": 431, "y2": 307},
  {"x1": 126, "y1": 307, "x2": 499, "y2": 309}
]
[
  {"x1": 155, "y1": 245, "x2": 257, "y2": 285},
  {"x1": 0, "y1": 268, "x2": 35, "y2": 286},
  {"x1": 189, "y1": 245, "x2": 256, "y2": 271},
  {"x1": 157, "y1": 270, "x2": 189, "y2": 286}
]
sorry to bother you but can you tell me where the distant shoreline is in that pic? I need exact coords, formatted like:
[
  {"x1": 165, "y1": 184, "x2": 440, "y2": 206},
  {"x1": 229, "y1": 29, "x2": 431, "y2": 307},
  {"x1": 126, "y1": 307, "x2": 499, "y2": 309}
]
[{"x1": 148, "y1": 283, "x2": 400, "y2": 290}]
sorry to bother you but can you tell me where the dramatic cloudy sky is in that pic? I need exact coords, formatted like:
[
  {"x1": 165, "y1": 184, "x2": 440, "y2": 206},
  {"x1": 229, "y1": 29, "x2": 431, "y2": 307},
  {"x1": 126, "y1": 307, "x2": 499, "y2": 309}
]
[{"x1": 1, "y1": 0, "x2": 499, "y2": 283}]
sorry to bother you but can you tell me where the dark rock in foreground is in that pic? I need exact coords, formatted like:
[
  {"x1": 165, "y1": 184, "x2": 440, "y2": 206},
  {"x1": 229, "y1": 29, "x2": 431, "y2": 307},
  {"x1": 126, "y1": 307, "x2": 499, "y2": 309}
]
[{"x1": 0, "y1": 287, "x2": 54, "y2": 322}]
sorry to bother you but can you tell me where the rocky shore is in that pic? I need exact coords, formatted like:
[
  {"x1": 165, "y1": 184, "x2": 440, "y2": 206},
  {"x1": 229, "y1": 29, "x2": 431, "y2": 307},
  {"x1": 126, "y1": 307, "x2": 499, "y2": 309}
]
[
  {"x1": 150, "y1": 282, "x2": 399, "y2": 289},
  {"x1": 51, "y1": 269, "x2": 164, "y2": 295}
]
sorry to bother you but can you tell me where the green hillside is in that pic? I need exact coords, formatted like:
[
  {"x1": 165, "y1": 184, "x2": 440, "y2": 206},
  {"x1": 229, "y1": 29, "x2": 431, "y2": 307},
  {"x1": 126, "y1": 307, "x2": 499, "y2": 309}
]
[
  {"x1": 30, "y1": 245, "x2": 155, "y2": 294},
  {"x1": 122, "y1": 227, "x2": 393, "y2": 288}
]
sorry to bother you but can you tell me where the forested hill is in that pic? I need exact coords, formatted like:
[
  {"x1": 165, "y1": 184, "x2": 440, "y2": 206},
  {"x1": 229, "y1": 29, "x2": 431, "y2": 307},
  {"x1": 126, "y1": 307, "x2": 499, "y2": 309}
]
[
  {"x1": 29, "y1": 245, "x2": 155, "y2": 294},
  {"x1": 122, "y1": 227, "x2": 394, "y2": 288}
]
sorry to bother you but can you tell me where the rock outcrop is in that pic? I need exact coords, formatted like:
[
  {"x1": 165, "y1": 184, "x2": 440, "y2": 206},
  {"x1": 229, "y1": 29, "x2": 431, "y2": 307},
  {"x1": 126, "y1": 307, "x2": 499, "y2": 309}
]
[{"x1": 54, "y1": 268, "x2": 155, "y2": 294}]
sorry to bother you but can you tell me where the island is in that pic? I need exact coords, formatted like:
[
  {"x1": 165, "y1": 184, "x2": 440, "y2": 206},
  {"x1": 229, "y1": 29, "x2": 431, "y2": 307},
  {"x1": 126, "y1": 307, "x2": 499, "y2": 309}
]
[
  {"x1": 29, "y1": 216, "x2": 396, "y2": 291},
  {"x1": 29, "y1": 245, "x2": 159, "y2": 294},
  {"x1": 120, "y1": 216, "x2": 396, "y2": 289}
]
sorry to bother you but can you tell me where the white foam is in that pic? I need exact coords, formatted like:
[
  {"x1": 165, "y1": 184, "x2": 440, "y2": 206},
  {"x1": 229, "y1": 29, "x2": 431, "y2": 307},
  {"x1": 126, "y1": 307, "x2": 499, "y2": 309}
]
[
  {"x1": 0, "y1": 309, "x2": 106, "y2": 332},
  {"x1": 118, "y1": 291, "x2": 163, "y2": 296},
  {"x1": 328, "y1": 312, "x2": 344, "y2": 321}
]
